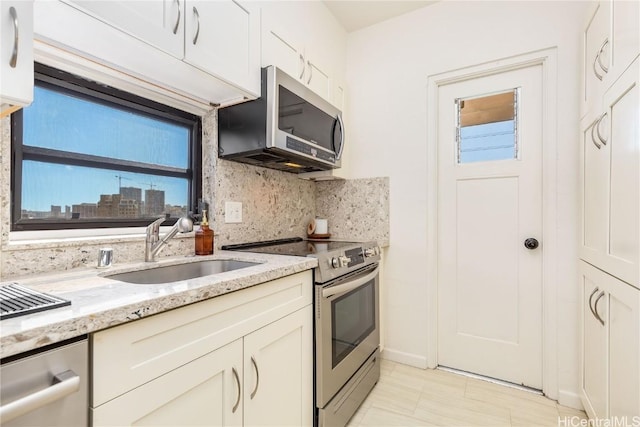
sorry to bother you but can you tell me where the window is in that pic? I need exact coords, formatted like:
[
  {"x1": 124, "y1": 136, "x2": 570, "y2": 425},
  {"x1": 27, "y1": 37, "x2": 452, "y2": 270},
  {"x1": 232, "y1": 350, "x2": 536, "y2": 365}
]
[
  {"x1": 456, "y1": 89, "x2": 519, "y2": 164},
  {"x1": 11, "y1": 64, "x2": 202, "y2": 231}
]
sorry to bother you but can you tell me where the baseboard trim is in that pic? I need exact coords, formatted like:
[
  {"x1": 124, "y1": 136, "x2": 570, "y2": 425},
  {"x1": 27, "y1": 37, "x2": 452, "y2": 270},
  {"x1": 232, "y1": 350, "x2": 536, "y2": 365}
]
[
  {"x1": 558, "y1": 390, "x2": 584, "y2": 410},
  {"x1": 381, "y1": 348, "x2": 428, "y2": 369}
]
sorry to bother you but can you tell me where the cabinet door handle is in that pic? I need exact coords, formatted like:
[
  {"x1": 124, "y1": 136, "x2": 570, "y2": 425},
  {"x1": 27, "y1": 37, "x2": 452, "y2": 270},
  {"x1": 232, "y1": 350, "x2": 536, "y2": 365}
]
[
  {"x1": 593, "y1": 52, "x2": 604, "y2": 81},
  {"x1": 231, "y1": 367, "x2": 241, "y2": 413},
  {"x1": 588, "y1": 287, "x2": 600, "y2": 319},
  {"x1": 0, "y1": 370, "x2": 80, "y2": 423},
  {"x1": 593, "y1": 290, "x2": 606, "y2": 326},
  {"x1": 250, "y1": 356, "x2": 260, "y2": 399},
  {"x1": 192, "y1": 6, "x2": 200, "y2": 45},
  {"x1": 590, "y1": 120, "x2": 602, "y2": 149},
  {"x1": 299, "y1": 54, "x2": 305, "y2": 80},
  {"x1": 597, "y1": 39, "x2": 609, "y2": 73},
  {"x1": 172, "y1": 0, "x2": 181, "y2": 35},
  {"x1": 307, "y1": 60, "x2": 313, "y2": 84},
  {"x1": 595, "y1": 112, "x2": 608, "y2": 146},
  {"x1": 9, "y1": 6, "x2": 18, "y2": 68}
]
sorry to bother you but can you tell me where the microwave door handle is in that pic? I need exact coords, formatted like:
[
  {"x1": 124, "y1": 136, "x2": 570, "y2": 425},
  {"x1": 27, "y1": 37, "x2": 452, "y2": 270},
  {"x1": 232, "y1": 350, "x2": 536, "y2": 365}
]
[
  {"x1": 322, "y1": 266, "x2": 379, "y2": 298},
  {"x1": 335, "y1": 114, "x2": 345, "y2": 160}
]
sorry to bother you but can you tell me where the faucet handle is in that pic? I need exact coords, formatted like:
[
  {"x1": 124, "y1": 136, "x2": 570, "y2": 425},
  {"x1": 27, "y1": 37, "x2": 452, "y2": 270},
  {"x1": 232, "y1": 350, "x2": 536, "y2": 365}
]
[{"x1": 146, "y1": 214, "x2": 169, "y2": 235}]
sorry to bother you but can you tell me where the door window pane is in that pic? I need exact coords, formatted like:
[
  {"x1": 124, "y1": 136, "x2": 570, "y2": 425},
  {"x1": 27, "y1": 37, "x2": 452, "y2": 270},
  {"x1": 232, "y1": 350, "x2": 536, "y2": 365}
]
[{"x1": 456, "y1": 89, "x2": 519, "y2": 163}]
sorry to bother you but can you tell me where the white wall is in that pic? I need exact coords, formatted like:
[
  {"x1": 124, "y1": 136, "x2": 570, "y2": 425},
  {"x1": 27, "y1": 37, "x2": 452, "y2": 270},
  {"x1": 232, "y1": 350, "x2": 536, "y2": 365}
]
[{"x1": 344, "y1": 0, "x2": 590, "y2": 407}]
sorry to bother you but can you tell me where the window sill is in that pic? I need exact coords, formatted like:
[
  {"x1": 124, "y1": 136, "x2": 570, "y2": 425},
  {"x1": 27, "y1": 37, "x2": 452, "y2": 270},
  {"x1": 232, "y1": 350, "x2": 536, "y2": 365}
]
[{"x1": 5, "y1": 227, "x2": 195, "y2": 251}]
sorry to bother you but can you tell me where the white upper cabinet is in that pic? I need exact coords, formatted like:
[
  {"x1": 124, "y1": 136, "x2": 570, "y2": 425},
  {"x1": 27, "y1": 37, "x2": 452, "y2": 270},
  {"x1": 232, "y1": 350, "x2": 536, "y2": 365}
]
[
  {"x1": 582, "y1": 0, "x2": 640, "y2": 117},
  {"x1": 580, "y1": 58, "x2": 639, "y2": 289},
  {"x1": 184, "y1": 0, "x2": 260, "y2": 98},
  {"x1": 34, "y1": 0, "x2": 260, "y2": 111},
  {"x1": 260, "y1": 1, "x2": 346, "y2": 107},
  {"x1": 0, "y1": 0, "x2": 34, "y2": 117},
  {"x1": 65, "y1": 0, "x2": 184, "y2": 58}
]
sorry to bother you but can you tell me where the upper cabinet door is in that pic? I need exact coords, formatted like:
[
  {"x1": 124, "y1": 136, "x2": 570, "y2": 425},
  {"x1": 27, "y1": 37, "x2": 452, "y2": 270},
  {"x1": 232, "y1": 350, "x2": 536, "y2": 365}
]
[
  {"x1": 610, "y1": 0, "x2": 639, "y2": 83},
  {"x1": 184, "y1": 0, "x2": 260, "y2": 97},
  {"x1": 262, "y1": 24, "x2": 305, "y2": 83},
  {"x1": 64, "y1": 0, "x2": 184, "y2": 58},
  {"x1": 583, "y1": 1, "x2": 611, "y2": 116},
  {"x1": 581, "y1": 58, "x2": 639, "y2": 289},
  {"x1": 0, "y1": 0, "x2": 33, "y2": 115}
]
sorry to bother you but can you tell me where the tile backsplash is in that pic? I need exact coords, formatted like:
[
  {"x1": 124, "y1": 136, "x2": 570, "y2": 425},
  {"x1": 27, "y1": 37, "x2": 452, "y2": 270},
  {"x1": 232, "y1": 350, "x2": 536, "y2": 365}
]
[
  {"x1": 316, "y1": 178, "x2": 390, "y2": 246},
  {"x1": 0, "y1": 111, "x2": 389, "y2": 279}
]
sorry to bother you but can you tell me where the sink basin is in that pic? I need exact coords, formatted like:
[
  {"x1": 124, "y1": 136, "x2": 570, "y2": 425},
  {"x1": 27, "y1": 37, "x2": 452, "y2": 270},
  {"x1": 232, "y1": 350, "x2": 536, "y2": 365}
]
[{"x1": 106, "y1": 260, "x2": 259, "y2": 284}]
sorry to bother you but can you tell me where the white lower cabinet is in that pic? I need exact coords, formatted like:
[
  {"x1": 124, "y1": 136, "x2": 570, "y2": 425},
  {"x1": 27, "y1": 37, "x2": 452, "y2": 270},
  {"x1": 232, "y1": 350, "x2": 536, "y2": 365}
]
[
  {"x1": 244, "y1": 307, "x2": 312, "y2": 426},
  {"x1": 580, "y1": 261, "x2": 640, "y2": 419},
  {"x1": 91, "y1": 271, "x2": 313, "y2": 426},
  {"x1": 93, "y1": 339, "x2": 243, "y2": 426}
]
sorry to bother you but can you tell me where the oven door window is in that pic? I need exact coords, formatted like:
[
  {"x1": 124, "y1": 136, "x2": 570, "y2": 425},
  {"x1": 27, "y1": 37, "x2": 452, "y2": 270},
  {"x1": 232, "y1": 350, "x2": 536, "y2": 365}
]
[{"x1": 331, "y1": 281, "x2": 376, "y2": 368}]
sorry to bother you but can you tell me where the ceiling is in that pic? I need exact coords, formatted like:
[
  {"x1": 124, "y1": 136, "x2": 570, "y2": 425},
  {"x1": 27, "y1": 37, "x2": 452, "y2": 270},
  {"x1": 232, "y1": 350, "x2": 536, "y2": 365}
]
[{"x1": 323, "y1": 1, "x2": 437, "y2": 32}]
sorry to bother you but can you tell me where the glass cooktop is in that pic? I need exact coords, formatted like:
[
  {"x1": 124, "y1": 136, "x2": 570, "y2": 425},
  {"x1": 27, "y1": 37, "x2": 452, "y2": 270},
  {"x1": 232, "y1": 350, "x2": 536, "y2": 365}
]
[{"x1": 221, "y1": 237, "x2": 361, "y2": 257}]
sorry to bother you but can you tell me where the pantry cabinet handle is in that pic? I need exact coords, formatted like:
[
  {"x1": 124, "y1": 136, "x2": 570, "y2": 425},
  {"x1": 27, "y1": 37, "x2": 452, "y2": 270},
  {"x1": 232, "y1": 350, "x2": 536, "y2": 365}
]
[
  {"x1": 231, "y1": 367, "x2": 241, "y2": 413},
  {"x1": 172, "y1": 0, "x2": 180, "y2": 35},
  {"x1": 595, "y1": 112, "x2": 607, "y2": 145},
  {"x1": 250, "y1": 356, "x2": 260, "y2": 399},
  {"x1": 590, "y1": 120, "x2": 602, "y2": 149},
  {"x1": 592, "y1": 53, "x2": 604, "y2": 81},
  {"x1": 299, "y1": 54, "x2": 305, "y2": 80},
  {"x1": 588, "y1": 287, "x2": 600, "y2": 320},
  {"x1": 597, "y1": 39, "x2": 609, "y2": 73},
  {"x1": 593, "y1": 290, "x2": 606, "y2": 326},
  {"x1": 192, "y1": 6, "x2": 200, "y2": 45},
  {"x1": 9, "y1": 6, "x2": 18, "y2": 68},
  {"x1": 307, "y1": 60, "x2": 313, "y2": 84}
]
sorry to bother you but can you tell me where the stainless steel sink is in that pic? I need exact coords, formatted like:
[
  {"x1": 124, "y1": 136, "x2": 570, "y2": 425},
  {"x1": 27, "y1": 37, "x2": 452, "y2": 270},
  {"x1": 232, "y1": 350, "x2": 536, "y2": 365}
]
[{"x1": 105, "y1": 260, "x2": 260, "y2": 284}]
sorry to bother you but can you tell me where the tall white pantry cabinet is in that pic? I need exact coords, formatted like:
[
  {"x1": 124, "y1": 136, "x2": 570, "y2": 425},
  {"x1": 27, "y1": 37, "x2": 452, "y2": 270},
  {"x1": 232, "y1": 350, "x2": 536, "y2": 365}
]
[{"x1": 579, "y1": 0, "x2": 640, "y2": 420}]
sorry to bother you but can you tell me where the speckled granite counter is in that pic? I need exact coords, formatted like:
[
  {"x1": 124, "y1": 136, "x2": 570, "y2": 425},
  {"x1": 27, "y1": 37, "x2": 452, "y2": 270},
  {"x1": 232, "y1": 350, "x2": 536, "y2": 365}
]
[{"x1": 0, "y1": 251, "x2": 316, "y2": 359}]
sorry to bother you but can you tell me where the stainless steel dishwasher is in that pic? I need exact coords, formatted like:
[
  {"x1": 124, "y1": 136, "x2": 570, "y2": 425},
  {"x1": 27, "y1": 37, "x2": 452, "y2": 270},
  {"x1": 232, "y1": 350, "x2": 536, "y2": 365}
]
[{"x1": 0, "y1": 336, "x2": 88, "y2": 427}]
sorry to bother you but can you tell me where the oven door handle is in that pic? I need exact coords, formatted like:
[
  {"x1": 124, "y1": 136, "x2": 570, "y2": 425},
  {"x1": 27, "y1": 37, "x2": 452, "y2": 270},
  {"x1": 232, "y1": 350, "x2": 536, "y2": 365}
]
[{"x1": 322, "y1": 266, "x2": 379, "y2": 298}]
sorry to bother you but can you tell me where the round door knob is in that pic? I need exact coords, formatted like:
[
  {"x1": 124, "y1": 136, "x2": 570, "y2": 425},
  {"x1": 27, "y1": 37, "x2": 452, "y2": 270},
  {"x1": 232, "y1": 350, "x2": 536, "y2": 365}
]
[{"x1": 524, "y1": 238, "x2": 539, "y2": 250}]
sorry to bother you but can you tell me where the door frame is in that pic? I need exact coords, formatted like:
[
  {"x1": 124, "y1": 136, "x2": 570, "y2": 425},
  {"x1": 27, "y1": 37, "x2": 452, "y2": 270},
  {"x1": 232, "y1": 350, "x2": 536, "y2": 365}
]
[{"x1": 426, "y1": 48, "x2": 558, "y2": 399}]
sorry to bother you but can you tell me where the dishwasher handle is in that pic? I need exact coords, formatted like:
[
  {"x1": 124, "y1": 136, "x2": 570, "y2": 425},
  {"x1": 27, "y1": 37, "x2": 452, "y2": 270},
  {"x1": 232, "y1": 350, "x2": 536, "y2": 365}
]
[{"x1": 0, "y1": 370, "x2": 80, "y2": 423}]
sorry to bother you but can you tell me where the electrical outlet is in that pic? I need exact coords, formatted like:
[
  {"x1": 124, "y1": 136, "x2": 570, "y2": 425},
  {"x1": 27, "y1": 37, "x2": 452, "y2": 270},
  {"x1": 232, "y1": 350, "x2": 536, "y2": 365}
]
[{"x1": 225, "y1": 201, "x2": 243, "y2": 223}]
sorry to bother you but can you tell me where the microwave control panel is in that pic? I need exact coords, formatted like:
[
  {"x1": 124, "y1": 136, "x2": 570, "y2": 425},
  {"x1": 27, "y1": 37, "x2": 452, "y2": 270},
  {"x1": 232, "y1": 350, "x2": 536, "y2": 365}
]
[{"x1": 286, "y1": 137, "x2": 336, "y2": 163}]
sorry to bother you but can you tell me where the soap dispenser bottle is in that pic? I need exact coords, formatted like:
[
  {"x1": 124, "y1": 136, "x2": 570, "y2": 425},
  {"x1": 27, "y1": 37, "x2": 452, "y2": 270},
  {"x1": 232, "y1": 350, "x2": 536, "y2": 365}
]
[{"x1": 195, "y1": 210, "x2": 214, "y2": 255}]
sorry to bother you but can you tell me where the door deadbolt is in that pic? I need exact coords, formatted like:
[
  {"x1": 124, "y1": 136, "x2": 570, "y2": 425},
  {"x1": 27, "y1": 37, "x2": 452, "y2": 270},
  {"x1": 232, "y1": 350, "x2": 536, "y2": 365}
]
[{"x1": 524, "y1": 238, "x2": 539, "y2": 250}]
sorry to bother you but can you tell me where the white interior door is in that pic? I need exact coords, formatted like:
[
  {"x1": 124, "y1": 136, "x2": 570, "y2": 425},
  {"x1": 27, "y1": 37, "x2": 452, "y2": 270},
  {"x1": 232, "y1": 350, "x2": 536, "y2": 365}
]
[{"x1": 437, "y1": 64, "x2": 543, "y2": 389}]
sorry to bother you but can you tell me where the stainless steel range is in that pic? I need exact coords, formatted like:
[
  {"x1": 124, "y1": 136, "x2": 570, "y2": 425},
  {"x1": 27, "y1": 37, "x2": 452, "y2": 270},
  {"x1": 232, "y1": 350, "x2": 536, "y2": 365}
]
[{"x1": 222, "y1": 237, "x2": 381, "y2": 427}]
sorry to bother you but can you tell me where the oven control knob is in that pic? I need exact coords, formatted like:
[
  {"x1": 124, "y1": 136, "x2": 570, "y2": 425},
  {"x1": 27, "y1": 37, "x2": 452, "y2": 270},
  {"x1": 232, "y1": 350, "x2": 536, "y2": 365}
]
[
  {"x1": 331, "y1": 257, "x2": 340, "y2": 269},
  {"x1": 339, "y1": 255, "x2": 351, "y2": 267},
  {"x1": 364, "y1": 248, "x2": 376, "y2": 257}
]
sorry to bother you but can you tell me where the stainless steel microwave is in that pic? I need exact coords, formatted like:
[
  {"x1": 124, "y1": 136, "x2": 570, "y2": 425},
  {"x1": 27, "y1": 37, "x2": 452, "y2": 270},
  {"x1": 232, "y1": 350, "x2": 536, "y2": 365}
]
[{"x1": 218, "y1": 66, "x2": 344, "y2": 173}]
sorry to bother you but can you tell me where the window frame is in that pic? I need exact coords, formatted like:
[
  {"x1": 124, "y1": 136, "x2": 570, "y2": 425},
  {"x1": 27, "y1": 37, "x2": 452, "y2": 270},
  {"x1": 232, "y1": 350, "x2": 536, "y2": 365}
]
[{"x1": 11, "y1": 63, "x2": 202, "y2": 231}]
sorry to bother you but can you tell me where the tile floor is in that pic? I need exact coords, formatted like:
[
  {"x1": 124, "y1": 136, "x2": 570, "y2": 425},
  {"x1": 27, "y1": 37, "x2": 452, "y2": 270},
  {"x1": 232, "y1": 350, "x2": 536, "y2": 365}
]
[{"x1": 346, "y1": 360, "x2": 588, "y2": 427}]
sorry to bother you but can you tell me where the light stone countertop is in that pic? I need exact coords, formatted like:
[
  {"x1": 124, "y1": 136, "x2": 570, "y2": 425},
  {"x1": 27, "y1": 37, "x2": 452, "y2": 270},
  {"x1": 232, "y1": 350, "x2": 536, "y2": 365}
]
[{"x1": 0, "y1": 251, "x2": 317, "y2": 359}]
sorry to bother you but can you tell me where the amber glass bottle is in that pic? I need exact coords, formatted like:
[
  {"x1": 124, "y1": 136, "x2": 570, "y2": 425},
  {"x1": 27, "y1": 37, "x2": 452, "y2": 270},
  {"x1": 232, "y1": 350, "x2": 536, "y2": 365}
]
[{"x1": 195, "y1": 210, "x2": 214, "y2": 255}]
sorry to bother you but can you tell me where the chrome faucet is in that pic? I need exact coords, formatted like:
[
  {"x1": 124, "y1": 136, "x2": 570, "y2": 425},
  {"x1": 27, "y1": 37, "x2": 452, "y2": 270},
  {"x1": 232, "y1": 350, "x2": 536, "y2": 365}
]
[{"x1": 145, "y1": 216, "x2": 194, "y2": 262}]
